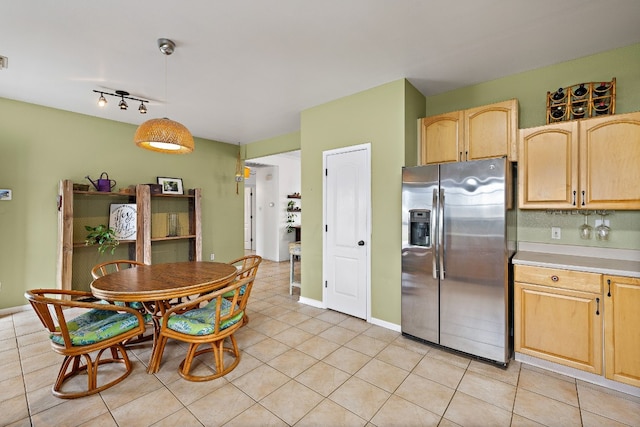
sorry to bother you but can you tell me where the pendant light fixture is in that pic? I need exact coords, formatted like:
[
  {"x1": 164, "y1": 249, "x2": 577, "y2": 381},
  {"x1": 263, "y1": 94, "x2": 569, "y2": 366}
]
[{"x1": 134, "y1": 38, "x2": 194, "y2": 154}]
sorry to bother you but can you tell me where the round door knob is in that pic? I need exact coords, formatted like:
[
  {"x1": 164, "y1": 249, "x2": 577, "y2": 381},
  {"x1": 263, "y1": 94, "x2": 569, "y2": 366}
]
[{"x1": 358, "y1": 240, "x2": 365, "y2": 246}]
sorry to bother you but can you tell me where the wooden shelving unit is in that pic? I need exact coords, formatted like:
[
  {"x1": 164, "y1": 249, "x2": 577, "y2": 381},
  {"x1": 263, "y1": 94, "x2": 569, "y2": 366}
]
[{"x1": 57, "y1": 180, "x2": 201, "y2": 291}]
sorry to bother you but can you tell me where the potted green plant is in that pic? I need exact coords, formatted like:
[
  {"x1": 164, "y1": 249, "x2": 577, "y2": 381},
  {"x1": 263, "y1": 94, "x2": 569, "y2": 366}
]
[{"x1": 84, "y1": 224, "x2": 119, "y2": 254}]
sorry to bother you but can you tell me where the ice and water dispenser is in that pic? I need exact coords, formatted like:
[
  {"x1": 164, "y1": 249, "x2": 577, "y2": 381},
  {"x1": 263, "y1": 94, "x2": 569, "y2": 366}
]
[{"x1": 409, "y1": 209, "x2": 431, "y2": 247}]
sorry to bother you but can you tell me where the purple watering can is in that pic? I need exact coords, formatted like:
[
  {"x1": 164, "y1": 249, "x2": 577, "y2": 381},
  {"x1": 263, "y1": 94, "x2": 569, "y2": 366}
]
[{"x1": 86, "y1": 172, "x2": 116, "y2": 192}]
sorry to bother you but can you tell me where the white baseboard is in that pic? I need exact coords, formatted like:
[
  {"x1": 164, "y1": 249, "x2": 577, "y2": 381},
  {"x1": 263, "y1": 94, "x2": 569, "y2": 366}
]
[
  {"x1": 298, "y1": 296, "x2": 325, "y2": 309},
  {"x1": 297, "y1": 297, "x2": 401, "y2": 333},
  {"x1": 0, "y1": 304, "x2": 31, "y2": 317},
  {"x1": 369, "y1": 316, "x2": 401, "y2": 332}
]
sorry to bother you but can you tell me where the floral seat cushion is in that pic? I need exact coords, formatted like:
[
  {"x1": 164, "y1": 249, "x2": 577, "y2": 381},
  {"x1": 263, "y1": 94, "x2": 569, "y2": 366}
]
[
  {"x1": 51, "y1": 311, "x2": 146, "y2": 346},
  {"x1": 113, "y1": 301, "x2": 144, "y2": 310},
  {"x1": 64, "y1": 308, "x2": 117, "y2": 331},
  {"x1": 221, "y1": 284, "x2": 247, "y2": 298},
  {"x1": 167, "y1": 298, "x2": 244, "y2": 336}
]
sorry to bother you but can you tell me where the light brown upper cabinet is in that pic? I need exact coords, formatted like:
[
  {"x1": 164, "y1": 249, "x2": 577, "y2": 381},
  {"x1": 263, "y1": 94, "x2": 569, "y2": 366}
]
[
  {"x1": 519, "y1": 111, "x2": 640, "y2": 209},
  {"x1": 419, "y1": 99, "x2": 518, "y2": 165},
  {"x1": 420, "y1": 111, "x2": 463, "y2": 164}
]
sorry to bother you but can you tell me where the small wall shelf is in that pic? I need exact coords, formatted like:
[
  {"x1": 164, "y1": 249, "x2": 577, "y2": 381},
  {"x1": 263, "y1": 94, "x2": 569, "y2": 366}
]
[{"x1": 546, "y1": 78, "x2": 616, "y2": 124}]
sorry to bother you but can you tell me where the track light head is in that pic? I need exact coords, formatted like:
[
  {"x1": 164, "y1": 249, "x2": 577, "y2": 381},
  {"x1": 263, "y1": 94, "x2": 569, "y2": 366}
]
[
  {"x1": 97, "y1": 93, "x2": 107, "y2": 107},
  {"x1": 138, "y1": 102, "x2": 147, "y2": 114},
  {"x1": 119, "y1": 97, "x2": 128, "y2": 110}
]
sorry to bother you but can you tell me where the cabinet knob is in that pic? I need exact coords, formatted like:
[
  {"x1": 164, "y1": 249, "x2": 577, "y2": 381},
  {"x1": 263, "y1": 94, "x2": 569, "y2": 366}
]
[{"x1": 551, "y1": 275, "x2": 559, "y2": 282}]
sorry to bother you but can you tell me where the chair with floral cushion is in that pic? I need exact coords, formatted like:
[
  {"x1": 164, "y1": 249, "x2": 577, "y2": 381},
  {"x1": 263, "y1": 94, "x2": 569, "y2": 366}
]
[
  {"x1": 25, "y1": 288, "x2": 146, "y2": 399},
  {"x1": 148, "y1": 274, "x2": 255, "y2": 381},
  {"x1": 91, "y1": 259, "x2": 151, "y2": 343},
  {"x1": 224, "y1": 255, "x2": 262, "y2": 326}
]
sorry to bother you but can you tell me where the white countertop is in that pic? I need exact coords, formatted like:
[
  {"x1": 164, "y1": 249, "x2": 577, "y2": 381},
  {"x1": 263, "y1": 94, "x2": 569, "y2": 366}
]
[{"x1": 513, "y1": 242, "x2": 640, "y2": 278}]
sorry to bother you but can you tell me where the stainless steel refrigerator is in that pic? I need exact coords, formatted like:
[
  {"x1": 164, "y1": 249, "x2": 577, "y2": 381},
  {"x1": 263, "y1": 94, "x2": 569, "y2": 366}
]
[{"x1": 401, "y1": 157, "x2": 516, "y2": 365}]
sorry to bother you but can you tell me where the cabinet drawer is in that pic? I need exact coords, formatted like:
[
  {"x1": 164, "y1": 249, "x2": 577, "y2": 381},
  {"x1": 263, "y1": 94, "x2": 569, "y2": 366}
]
[{"x1": 514, "y1": 265, "x2": 601, "y2": 293}]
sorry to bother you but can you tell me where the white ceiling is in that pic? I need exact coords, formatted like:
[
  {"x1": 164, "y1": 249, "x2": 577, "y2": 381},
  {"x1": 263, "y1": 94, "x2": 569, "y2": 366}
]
[{"x1": 2, "y1": 1, "x2": 639, "y2": 145}]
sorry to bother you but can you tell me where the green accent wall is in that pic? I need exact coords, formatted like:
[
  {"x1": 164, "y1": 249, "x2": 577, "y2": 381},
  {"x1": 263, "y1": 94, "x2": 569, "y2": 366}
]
[
  {"x1": 2, "y1": 43, "x2": 639, "y2": 318},
  {"x1": 300, "y1": 79, "x2": 424, "y2": 324},
  {"x1": 424, "y1": 43, "x2": 640, "y2": 251},
  {"x1": 425, "y1": 43, "x2": 640, "y2": 127},
  {"x1": 277, "y1": 43, "x2": 639, "y2": 326},
  {"x1": 0, "y1": 98, "x2": 244, "y2": 310},
  {"x1": 244, "y1": 131, "x2": 301, "y2": 159}
]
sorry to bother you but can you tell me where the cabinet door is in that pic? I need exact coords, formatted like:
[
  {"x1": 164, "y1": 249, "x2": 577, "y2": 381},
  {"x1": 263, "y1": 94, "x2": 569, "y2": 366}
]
[
  {"x1": 420, "y1": 111, "x2": 463, "y2": 164},
  {"x1": 604, "y1": 275, "x2": 640, "y2": 387},
  {"x1": 518, "y1": 121, "x2": 579, "y2": 209},
  {"x1": 514, "y1": 282, "x2": 602, "y2": 374},
  {"x1": 464, "y1": 99, "x2": 518, "y2": 162},
  {"x1": 579, "y1": 111, "x2": 640, "y2": 209}
]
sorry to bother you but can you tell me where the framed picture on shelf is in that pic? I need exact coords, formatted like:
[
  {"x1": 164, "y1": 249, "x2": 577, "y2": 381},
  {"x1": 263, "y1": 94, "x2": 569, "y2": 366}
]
[
  {"x1": 109, "y1": 204, "x2": 137, "y2": 240},
  {"x1": 157, "y1": 177, "x2": 184, "y2": 195}
]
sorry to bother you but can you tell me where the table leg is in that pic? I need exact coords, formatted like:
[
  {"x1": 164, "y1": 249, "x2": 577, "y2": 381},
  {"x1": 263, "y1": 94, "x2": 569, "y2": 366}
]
[{"x1": 143, "y1": 301, "x2": 165, "y2": 374}]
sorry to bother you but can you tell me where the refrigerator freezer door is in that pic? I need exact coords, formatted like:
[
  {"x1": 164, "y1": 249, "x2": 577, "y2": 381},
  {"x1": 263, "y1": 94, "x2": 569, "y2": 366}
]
[
  {"x1": 439, "y1": 158, "x2": 509, "y2": 363},
  {"x1": 401, "y1": 165, "x2": 440, "y2": 343}
]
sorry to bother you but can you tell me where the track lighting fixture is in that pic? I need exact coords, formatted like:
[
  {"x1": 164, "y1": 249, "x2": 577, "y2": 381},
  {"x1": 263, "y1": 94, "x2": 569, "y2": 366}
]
[{"x1": 93, "y1": 89, "x2": 148, "y2": 114}]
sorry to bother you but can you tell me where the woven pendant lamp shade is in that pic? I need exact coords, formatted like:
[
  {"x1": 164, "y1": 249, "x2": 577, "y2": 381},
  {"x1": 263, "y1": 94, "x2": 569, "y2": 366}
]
[{"x1": 134, "y1": 117, "x2": 194, "y2": 154}]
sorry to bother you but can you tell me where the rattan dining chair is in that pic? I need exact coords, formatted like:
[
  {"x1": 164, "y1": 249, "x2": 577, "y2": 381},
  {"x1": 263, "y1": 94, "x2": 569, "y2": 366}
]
[
  {"x1": 91, "y1": 259, "x2": 147, "y2": 280},
  {"x1": 225, "y1": 255, "x2": 262, "y2": 325},
  {"x1": 25, "y1": 289, "x2": 146, "y2": 399},
  {"x1": 148, "y1": 274, "x2": 255, "y2": 381},
  {"x1": 91, "y1": 259, "x2": 151, "y2": 343}
]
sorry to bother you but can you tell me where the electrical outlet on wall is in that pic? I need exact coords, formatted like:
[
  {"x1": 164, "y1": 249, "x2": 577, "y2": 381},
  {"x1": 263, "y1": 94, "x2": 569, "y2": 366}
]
[
  {"x1": 551, "y1": 227, "x2": 561, "y2": 240},
  {"x1": 210, "y1": 253, "x2": 215, "y2": 261}
]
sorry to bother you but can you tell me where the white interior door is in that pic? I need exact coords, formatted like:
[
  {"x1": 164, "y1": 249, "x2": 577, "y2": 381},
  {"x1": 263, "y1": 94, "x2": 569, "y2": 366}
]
[
  {"x1": 244, "y1": 187, "x2": 255, "y2": 250},
  {"x1": 324, "y1": 144, "x2": 370, "y2": 319}
]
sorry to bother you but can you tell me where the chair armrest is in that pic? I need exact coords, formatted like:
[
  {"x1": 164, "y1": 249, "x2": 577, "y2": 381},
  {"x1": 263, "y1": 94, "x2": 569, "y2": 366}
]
[
  {"x1": 28, "y1": 289, "x2": 146, "y2": 323},
  {"x1": 159, "y1": 276, "x2": 251, "y2": 328}
]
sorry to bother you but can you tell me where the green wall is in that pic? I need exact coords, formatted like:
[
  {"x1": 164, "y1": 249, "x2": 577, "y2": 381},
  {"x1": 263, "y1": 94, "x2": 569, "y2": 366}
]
[
  {"x1": 425, "y1": 43, "x2": 640, "y2": 127},
  {"x1": 244, "y1": 131, "x2": 301, "y2": 159},
  {"x1": 283, "y1": 44, "x2": 640, "y2": 326},
  {"x1": 300, "y1": 79, "x2": 424, "y2": 324},
  {"x1": 0, "y1": 98, "x2": 244, "y2": 310},
  {"x1": 424, "y1": 43, "x2": 640, "y2": 251}
]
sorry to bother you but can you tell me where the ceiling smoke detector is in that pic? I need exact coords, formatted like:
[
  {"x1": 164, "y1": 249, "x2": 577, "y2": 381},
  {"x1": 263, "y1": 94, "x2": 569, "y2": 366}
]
[{"x1": 0, "y1": 55, "x2": 8, "y2": 70}]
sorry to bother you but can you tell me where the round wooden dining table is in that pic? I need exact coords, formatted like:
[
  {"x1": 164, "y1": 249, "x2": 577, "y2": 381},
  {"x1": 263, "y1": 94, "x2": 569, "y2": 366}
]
[{"x1": 91, "y1": 261, "x2": 238, "y2": 373}]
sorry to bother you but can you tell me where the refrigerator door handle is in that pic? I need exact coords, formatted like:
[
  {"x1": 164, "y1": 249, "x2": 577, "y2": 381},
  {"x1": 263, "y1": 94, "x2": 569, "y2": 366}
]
[
  {"x1": 432, "y1": 188, "x2": 438, "y2": 279},
  {"x1": 439, "y1": 188, "x2": 445, "y2": 280}
]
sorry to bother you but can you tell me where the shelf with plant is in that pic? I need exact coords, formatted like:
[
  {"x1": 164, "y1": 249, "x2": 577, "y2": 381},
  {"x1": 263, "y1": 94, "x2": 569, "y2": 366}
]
[{"x1": 84, "y1": 224, "x2": 120, "y2": 255}]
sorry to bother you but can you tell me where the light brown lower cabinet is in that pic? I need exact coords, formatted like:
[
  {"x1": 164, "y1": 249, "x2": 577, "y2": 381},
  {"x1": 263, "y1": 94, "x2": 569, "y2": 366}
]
[
  {"x1": 604, "y1": 275, "x2": 640, "y2": 388},
  {"x1": 514, "y1": 265, "x2": 602, "y2": 374},
  {"x1": 515, "y1": 266, "x2": 640, "y2": 388}
]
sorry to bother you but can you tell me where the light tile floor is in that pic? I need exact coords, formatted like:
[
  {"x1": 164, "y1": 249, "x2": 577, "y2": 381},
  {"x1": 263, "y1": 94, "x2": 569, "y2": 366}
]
[{"x1": 2, "y1": 258, "x2": 640, "y2": 426}]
